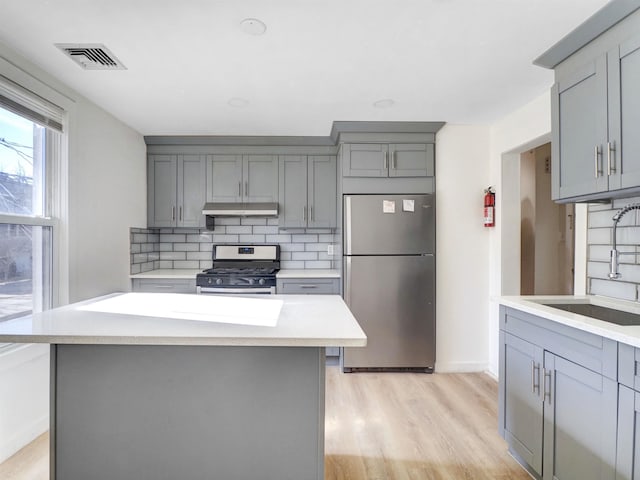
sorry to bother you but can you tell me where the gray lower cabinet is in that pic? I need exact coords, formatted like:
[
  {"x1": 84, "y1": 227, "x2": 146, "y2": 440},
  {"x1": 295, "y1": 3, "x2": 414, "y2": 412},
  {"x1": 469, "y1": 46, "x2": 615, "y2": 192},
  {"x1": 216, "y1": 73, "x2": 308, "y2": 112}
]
[
  {"x1": 207, "y1": 154, "x2": 278, "y2": 203},
  {"x1": 342, "y1": 143, "x2": 434, "y2": 178},
  {"x1": 499, "y1": 306, "x2": 617, "y2": 480},
  {"x1": 551, "y1": 31, "x2": 640, "y2": 201},
  {"x1": 616, "y1": 343, "x2": 640, "y2": 479},
  {"x1": 279, "y1": 155, "x2": 336, "y2": 228},
  {"x1": 277, "y1": 277, "x2": 340, "y2": 356},
  {"x1": 132, "y1": 278, "x2": 196, "y2": 293},
  {"x1": 148, "y1": 154, "x2": 206, "y2": 228}
]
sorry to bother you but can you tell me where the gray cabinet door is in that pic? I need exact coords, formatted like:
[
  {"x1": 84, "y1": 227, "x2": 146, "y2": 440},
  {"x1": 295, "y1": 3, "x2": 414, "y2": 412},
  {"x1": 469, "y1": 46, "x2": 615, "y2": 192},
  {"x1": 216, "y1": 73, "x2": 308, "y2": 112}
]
[
  {"x1": 148, "y1": 155, "x2": 177, "y2": 227},
  {"x1": 501, "y1": 332, "x2": 544, "y2": 476},
  {"x1": 388, "y1": 144, "x2": 434, "y2": 177},
  {"x1": 206, "y1": 154, "x2": 243, "y2": 202},
  {"x1": 616, "y1": 385, "x2": 640, "y2": 480},
  {"x1": 542, "y1": 352, "x2": 617, "y2": 480},
  {"x1": 177, "y1": 155, "x2": 206, "y2": 228},
  {"x1": 278, "y1": 155, "x2": 308, "y2": 228},
  {"x1": 551, "y1": 55, "x2": 609, "y2": 200},
  {"x1": 608, "y1": 35, "x2": 640, "y2": 191},
  {"x1": 308, "y1": 156, "x2": 336, "y2": 228},
  {"x1": 244, "y1": 155, "x2": 278, "y2": 202},
  {"x1": 342, "y1": 144, "x2": 389, "y2": 177}
]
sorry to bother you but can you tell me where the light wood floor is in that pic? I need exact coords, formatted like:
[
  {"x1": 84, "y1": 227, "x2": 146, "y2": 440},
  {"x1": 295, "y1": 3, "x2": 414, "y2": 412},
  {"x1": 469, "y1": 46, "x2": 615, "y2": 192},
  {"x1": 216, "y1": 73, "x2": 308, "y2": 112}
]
[{"x1": 0, "y1": 368, "x2": 529, "y2": 480}]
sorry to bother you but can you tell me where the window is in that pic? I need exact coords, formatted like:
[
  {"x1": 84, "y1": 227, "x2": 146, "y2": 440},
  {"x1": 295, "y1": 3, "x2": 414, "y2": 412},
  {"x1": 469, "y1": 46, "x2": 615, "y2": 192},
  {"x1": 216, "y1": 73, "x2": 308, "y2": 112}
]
[{"x1": 0, "y1": 78, "x2": 63, "y2": 334}]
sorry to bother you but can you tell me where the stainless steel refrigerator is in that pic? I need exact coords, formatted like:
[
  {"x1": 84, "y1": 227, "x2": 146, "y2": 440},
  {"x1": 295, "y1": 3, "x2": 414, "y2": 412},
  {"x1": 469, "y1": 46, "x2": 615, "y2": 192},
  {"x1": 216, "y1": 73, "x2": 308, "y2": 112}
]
[{"x1": 342, "y1": 194, "x2": 435, "y2": 372}]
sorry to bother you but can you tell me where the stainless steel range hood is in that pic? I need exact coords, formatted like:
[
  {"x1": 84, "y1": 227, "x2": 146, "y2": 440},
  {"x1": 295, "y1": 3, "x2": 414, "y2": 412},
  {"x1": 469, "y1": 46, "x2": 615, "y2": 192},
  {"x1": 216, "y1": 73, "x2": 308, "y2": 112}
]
[{"x1": 202, "y1": 202, "x2": 278, "y2": 217}]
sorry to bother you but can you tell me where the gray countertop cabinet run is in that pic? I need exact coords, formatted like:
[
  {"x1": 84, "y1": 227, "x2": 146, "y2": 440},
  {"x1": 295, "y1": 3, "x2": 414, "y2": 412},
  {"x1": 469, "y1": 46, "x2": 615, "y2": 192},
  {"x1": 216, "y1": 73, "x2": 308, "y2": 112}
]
[
  {"x1": 499, "y1": 306, "x2": 617, "y2": 480},
  {"x1": 148, "y1": 154, "x2": 206, "y2": 228}
]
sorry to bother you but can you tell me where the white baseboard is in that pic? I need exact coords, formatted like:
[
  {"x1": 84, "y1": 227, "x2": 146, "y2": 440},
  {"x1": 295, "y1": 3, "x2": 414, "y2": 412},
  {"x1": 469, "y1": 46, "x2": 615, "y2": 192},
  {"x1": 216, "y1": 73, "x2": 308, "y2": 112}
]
[
  {"x1": 434, "y1": 361, "x2": 489, "y2": 373},
  {"x1": 0, "y1": 414, "x2": 48, "y2": 464}
]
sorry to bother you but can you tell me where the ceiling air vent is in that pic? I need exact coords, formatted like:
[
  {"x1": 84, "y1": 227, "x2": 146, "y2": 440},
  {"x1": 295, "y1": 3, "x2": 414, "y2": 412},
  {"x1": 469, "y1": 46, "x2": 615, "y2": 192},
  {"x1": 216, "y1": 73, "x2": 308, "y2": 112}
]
[{"x1": 55, "y1": 44, "x2": 126, "y2": 70}]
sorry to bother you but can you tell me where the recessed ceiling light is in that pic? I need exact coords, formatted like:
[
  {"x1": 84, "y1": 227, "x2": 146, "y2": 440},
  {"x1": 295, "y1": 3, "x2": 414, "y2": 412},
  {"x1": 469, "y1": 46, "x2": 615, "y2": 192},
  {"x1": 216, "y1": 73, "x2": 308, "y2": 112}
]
[
  {"x1": 228, "y1": 97, "x2": 249, "y2": 108},
  {"x1": 373, "y1": 99, "x2": 395, "y2": 109},
  {"x1": 240, "y1": 18, "x2": 267, "y2": 35}
]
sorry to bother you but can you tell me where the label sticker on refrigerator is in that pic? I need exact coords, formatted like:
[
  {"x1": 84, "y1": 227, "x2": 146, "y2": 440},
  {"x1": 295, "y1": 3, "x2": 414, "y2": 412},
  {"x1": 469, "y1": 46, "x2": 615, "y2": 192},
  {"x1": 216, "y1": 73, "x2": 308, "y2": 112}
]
[
  {"x1": 403, "y1": 199, "x2": 415, "y2": 212},
  {"x1": 383, "y1": 200, "x2": 396, "y2": 213}
]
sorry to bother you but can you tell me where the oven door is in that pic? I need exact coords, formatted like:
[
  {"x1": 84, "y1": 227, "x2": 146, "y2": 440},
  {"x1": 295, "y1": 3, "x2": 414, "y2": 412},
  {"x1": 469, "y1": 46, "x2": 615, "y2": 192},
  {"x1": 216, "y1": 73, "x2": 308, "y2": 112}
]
[{"x1": 196, "y1": 286, "x2": 276, "y2": 295}]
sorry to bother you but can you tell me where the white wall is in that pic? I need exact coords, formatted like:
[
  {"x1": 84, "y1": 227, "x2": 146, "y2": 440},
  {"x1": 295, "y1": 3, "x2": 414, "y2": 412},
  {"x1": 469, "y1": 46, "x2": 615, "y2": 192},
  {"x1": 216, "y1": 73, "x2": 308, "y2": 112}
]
[
  {"x1": 435, "y1": 124, "x2": 491, "y2": 372},
  {"x1": 487, "y1": 92, "x2": 553, "y2": 376},
  {"x1": 0, "y1": 42, "x2": 146, "y2": 462},
  {"x1": 68, "y1": 102, "x2": 146, "y2": 302}
]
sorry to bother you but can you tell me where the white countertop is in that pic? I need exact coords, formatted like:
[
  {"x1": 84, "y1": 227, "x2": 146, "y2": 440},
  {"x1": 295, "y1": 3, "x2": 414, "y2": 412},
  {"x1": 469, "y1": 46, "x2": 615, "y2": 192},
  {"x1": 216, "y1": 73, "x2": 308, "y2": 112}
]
[
  {"x1": 0, "y1": 292, "x2": 366, "y2": 347},
  {"x1": 498, "y1": 295, "x2": 640, "y2": 348},
  {"x1": 130, "y1": 269, "x2": 200, "y2": 279},
  {"x1": 276, "y1": 269, "x2": 340, "y2": 279}
]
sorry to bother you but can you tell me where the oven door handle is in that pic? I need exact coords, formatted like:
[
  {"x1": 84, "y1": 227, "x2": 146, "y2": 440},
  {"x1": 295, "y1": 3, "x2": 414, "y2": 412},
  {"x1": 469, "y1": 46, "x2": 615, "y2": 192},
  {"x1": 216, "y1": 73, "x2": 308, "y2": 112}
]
[{"x1": 198, "y1": 287, "x2": 275, "y2": 294}]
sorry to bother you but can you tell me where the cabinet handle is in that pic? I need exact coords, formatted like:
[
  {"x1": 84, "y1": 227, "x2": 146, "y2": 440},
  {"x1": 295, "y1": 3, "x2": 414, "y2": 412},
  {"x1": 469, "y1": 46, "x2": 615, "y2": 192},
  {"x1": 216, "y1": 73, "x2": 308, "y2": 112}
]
[
  {"x1": 594, "y1": 145, "x2": 602, "y2": 178},
  {"x1": 542, "y1": 368, "x2": 552, "y2": 404},
  {"x1": 531, "y1": 361, "x2": 540, "y2": 394},
  {"x1": 245, "y1": 181, "x2": 248, "y2": 197},
  {"x1": 179, "y1": 206, "x2": 183, "y2": 221},
  {"x1": 310, "y1": 205, "x2": 314, "y2": 222},
  {"x1": 172, "y1": 206, "x2": 176, "y2": 222},
  {"x1": 393, "y1": 151, "x2": 397, "y2": 169},
  {"x1": 238, "y1": 182, "x2": 242, "y2": 196},
  {"x1": 608, "y1": 141, "x2": 616, "y2": 175},
  {"x1": 299, "y1": 284, "x2": 318, "y2": 289},
  {"x1": 384, "y1": 151, "x2": 389, "y2": 170}
]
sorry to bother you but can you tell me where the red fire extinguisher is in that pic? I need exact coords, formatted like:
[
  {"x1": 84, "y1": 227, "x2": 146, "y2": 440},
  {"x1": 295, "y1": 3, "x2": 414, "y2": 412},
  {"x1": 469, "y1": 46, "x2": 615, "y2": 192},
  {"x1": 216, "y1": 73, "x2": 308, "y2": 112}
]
[{"x1": 484, "y1": 187, "x2": 495, "y2": 227}]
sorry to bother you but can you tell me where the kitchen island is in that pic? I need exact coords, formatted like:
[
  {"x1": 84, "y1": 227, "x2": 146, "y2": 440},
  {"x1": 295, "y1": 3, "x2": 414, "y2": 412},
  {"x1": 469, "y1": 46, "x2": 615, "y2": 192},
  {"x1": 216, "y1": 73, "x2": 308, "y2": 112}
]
[{"x1": 0, "y1": 292, "x2": 366, "y2": 480}]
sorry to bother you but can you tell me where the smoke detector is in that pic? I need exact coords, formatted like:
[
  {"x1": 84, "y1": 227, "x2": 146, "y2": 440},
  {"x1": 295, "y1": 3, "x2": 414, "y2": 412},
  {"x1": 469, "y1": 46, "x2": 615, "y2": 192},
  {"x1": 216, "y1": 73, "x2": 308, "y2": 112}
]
[{"x1": 55, "y1": 44, "x2": 127, "y2": 70}]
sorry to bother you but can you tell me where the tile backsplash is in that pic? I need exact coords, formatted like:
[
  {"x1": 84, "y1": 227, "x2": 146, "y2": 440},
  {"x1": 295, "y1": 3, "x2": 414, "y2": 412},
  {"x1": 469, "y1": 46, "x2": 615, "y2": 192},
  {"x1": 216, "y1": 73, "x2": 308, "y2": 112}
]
[
  {"x1": 587, "y1": 196, "x2": 640, "y2": 301},
  {"x1": 130, "y1": 218, "x2": 338, "y2": 274}
]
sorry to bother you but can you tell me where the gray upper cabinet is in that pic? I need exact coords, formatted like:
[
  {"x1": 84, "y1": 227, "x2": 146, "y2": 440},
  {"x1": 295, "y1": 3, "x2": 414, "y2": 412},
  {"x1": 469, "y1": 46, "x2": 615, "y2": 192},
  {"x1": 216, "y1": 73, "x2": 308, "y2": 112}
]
[
  {"x1": 608, "y1": 35, "x2": 640, "y2": 191},
  {"x1": 279, "y1": 155, "x2": 336, "y2": 229},
  {"x1": 551, "y1": 30, "x2": 640, "y2": 202},
  {"x1": 343, "y1": 143, "x2": 434, "y2": 178},
  {"x1": 148, "y1": 154, "x2": 206, "y2": 228},
  {"x1": 207, "y1": 154, "x2": 278, "y2": 203},
  {"x1": 551, "y1": 56, "x2": 608, "y2": 200}
]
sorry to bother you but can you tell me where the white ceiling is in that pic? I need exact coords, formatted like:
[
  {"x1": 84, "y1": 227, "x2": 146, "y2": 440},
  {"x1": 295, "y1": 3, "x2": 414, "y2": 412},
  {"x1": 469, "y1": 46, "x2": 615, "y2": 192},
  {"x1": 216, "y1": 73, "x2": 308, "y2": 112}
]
[{"x1": 0, "y1": 0, "x2": 611, "y2": 136}]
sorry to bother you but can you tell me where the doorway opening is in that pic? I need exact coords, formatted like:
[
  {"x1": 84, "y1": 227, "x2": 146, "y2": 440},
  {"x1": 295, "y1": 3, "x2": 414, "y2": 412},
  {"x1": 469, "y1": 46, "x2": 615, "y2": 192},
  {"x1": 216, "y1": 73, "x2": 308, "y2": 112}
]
[{"x1": 519, "y1": 143, "x2": 574, "y2": 295}]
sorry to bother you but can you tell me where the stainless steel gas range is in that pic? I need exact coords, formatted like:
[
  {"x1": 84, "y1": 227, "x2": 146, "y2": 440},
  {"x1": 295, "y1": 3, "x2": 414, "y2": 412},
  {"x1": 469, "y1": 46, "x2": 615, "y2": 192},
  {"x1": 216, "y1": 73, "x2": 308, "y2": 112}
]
[{"x1": 196, "y1": 244, "x2": 280, "y2": 295}]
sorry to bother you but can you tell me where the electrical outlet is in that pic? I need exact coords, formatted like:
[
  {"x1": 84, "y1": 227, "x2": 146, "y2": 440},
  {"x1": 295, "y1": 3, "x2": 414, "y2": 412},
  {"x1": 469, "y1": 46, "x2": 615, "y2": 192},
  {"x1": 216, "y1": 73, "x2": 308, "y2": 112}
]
[{"x1": 327, "y1": 244, "x2": 334, "y2": 256}]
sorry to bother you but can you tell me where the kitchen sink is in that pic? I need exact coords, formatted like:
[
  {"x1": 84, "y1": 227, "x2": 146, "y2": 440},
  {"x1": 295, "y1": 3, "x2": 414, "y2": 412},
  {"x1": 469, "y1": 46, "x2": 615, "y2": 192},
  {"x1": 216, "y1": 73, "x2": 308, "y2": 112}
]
[{"x1": 542, "y1": 303, "x2": 640, "y2": 326}]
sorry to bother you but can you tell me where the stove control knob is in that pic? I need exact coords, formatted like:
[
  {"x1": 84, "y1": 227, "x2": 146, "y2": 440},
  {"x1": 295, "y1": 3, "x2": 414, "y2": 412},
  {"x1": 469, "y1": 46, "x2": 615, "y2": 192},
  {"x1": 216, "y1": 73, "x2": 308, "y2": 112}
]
[
  {"x1": 216, "y1": 278, "x2": 223, "y2": 285},
  {"x1": 248, "y1": 278, "x2": 255, "y2": 285},
  {"x1": 258, "y1": 278, "x2": 266, "y2": 286},
  {"x1": 207, "y1": 278, "x2": 212, "y2": 284}
]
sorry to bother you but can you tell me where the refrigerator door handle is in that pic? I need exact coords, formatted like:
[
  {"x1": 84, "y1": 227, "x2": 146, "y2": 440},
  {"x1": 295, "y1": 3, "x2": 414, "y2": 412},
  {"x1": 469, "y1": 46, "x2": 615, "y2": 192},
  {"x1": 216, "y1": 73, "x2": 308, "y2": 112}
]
[
  {"x1": 344, "y1": 195, "x2": 352, "y2": 255},
  {"x1": 344, "y1": 256, "x2": 352, "y2": 306}
]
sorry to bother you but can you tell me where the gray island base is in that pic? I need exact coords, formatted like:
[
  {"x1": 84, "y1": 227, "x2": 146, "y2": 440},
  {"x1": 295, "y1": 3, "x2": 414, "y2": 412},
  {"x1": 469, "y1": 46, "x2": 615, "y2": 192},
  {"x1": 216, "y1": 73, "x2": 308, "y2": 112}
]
[{"x1": 0, "y1": 293, "x2": 366, "y2": 480}]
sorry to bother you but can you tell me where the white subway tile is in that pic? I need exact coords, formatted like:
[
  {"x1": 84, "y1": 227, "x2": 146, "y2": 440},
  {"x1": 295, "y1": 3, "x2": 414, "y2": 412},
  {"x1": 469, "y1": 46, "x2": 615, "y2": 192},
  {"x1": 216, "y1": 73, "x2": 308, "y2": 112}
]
[
  {"x1": 239, "y1": 234, "x2": 266, "y2": 243},
  {"x1": 280, "y1": 251, "x2": 292, "y2": 260},
  {"x1": 216, "y1": 218, "x2": 241, "y2": 226},
  {"x1": 160, "y1": 251, "x2": 186, "y2": 261},
  {"x1": 266, "y1": 234, "x2": 292, "y2": 243},
  {"x1": 587, "y1": 261, "x2": 610, "y2": 280},
  {"x1": 281, "y1": 261, "x2": 305, "y2": 269},
  {"x1": 305, "y1": 243, "x2": 329, "y2": 252},
  {"x1": 158, "y1": 261, "x2": 173, "y2": 269},
  {"x1": 212, "y1": 234, "x2": 239, "y2": 243},
  {"x1": 292, "y1": 234, "x2": 318, "y2": 243},
  {"x1": 590, "y1": 278, "x2": 637, "y2": 301},
  {"x1": 587, "y1": 228, "x2": 611, "y2": 245},
  {"x1": 305, "y1": 261, "x2": 332, "y2": 269},
  {"x1": 614, "y1": 226, "x2": 640, "y2": 246},
  {"x1": 173, "y1": 243, "x2": 199, "y2": 252},
  {"x1": 160, "y1": 234, "x2": 187, "y2": 243},
  {"x1": 226, "y1": 225, "x2": 252, "y2": 234},
  {"x1": 253, "y1": 226, "x2": 279, "y2": 234},
  {"x1": 240, "y1": 218, "x2": 267, "y2": 226},
  {"x1": 130, "y1": 244, "x2": 141, "y2": 254},
  {"x1": 173, "y1": 261, "x2": 200, "y2": 269},
  {"x1": 292, "y1": 252, "x2": 317, "y2": 261},
  {"x1": 280, "y1": 243, "x2": 305, "y2": 252},
  {"x1": 130, "y1": 264, "x2": 141, "y2": 274},
  {"x1": 186, "y1": 251, "x2": 211, "y2": 261}
]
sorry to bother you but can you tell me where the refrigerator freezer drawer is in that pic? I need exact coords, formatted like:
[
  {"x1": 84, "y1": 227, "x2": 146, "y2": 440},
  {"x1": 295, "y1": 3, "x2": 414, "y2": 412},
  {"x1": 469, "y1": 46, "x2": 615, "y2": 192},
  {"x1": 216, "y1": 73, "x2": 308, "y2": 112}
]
[{"x1": 343, "y1": 254, "x2": 435, "y2": 370}]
